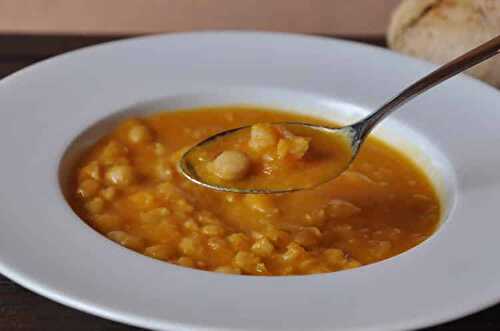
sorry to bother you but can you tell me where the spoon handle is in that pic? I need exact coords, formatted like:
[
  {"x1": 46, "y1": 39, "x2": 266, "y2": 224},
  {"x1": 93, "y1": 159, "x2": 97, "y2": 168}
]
[{"x1": 353, "y1": 34, "x2": 500, "y2": 140}]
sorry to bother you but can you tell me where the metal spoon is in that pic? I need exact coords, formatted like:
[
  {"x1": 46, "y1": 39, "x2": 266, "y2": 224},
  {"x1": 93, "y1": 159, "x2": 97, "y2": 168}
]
[{"x1": 180, "y1": 35, "x2": 500, "y2": 194}]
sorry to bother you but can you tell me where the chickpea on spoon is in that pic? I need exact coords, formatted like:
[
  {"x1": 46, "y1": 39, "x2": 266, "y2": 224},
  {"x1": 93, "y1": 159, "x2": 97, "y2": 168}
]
[{"x1": 180, "y1": 35, "x2": 500, "y2": 194}]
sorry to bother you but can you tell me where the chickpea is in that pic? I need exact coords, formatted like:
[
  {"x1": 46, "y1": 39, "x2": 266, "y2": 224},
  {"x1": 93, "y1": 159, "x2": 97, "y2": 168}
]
[
  {"x1": 249, "y1": 123, "x2": 278, "y2": 152},
  {"x1": 326, "y1": 199, "x2": 361, "y2": 219},
  {"x1": 128, "y1": 124, "x2": 152, "y2": 144},
  {"x1": 144, "y1": 244, "x2": 176, "y2": 261},
  {"x1": 173, "y1": 198, "x2": 194, "y2": 215},
  {"x1": 202, "y1": 224, "x2": 225, "y2": 237},
  {"x1": 276, "y1": 136, "x2": 310, "y2": 159},
  {"x1": 226, "y1": 233, "x2": 251, "y2": 251},
  {"x1": 293, "y1": 227, "x2": 321, "y2": 247},
  {"x1": 183, "y1": 219, "x2": 200, "y2": 232},
  {"x1": 207, "y1": 237, "x2": 228, "y2": 251},
  {"x1": 105, "y1": 165, "x2": 134, "y2": 186},
  {"x1": 368, "y1": 240, "x2": 392, "y2": 259},
  {"x1": 93, "y1": 214, "x2": 122, "y2": 233},
  {"x1": 177, "y1": 256, "x2": 195, "y2": 268},
  {"x1": 99, "y1": 141, "x2": 128, "y2": 165},
  {"x1": 178, "y1": 236, "x2": 203, "y2": 259},
  {"x1": 128, "y1": 191, "x2": 155, "y2": 210},
  {"x1": 211, "y1": 150, "x2": 250, "y2": 181},
  {"x1": 85, "y1": 197, "x2": 105, "y2": 214},
  {"x1": 140, "y1": 207, "x2": 170, "y2": 224},
  {"x1": 79, "y1": 161, "x2": 100, "y2": 180},
  {"x1": 153, "y1": 142, "x2": 166, "y2": 155},
  {"x1": 282, "y1": 242, "x2": 305, "y2": 262},
  {"x1": 344, "y1": 259, "x2": 362, "y2": 269},
  {"x1": 77, "y1": 179, "x2": 100, "y2": 199},
  {"x1": 107, "y1": 231, "x2": 145, "y2": 251},
  {"x1": 289, "y1": 136, "x2": 310, "y2": 158},
  {"x1": 233, "y1": 251, "x2": 262, "y2": 274},
  {"x1": 323, "y1": 248, "x2": 346, "y2": 266},
  {"x1": 251, "y1": 237, "x2": 274, "y2": 257},
  {"x1": 100, "y1": 187, "x2": 116, "y2": 201},
  {"x1": 154, "y1": 159, "x2": 173, "y2": 181},
  {"x1": 243, "y1": 194, "x2": 278, "y2": 216}
]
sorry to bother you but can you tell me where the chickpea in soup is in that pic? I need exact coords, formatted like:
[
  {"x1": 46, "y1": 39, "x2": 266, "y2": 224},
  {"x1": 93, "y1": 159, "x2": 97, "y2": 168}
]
[{"x1": 69, "y1": 106, "x2": 440, "y2": 276}]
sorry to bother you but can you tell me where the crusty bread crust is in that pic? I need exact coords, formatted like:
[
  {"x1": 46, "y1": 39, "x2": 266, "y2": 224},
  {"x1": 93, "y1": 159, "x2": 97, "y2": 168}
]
[{"x1": 388, "y1": 0, "x2": 500, "y2": 88}]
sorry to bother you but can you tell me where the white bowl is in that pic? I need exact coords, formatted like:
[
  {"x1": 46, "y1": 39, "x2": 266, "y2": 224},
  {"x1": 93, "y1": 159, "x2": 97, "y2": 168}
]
[{"x1": 0, "y1": 32, "x2": 499, "y2": 331}]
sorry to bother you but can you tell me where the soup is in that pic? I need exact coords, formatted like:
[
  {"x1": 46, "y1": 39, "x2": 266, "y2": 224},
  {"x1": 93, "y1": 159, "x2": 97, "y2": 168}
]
[{"x1": 69, "y1": 106, "x2": 440, "y2": 275}]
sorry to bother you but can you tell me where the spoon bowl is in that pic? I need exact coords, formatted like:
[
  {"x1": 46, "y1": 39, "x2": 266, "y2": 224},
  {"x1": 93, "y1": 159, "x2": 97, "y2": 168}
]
[{"x1": 180, "y1": 123, "x2": 356, "y2": 193}]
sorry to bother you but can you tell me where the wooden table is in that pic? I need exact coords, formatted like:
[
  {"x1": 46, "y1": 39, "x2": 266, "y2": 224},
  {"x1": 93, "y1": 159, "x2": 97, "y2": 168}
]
[{"x1": 0, "y1": 34, "x2": 498, "y2": 331}]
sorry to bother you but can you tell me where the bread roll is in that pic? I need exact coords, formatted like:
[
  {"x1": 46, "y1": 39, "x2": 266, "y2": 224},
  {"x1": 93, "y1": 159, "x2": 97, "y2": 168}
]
[{"x1": 388, "y1": 0, "x2": 500, "y2": 88}]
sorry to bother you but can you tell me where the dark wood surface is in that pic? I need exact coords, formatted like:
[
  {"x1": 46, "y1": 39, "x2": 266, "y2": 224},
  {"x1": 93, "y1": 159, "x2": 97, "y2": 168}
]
[{"x1": 0, "y1": 34, "x2": 498, "y2": 331}]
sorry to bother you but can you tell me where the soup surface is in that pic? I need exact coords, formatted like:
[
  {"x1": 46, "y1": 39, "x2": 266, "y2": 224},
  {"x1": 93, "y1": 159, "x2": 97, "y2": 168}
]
[{"x1": 69, "y1": 106, "x2": 440, "y2": 276}]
